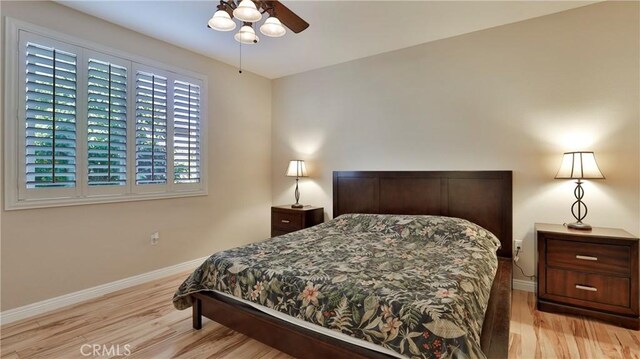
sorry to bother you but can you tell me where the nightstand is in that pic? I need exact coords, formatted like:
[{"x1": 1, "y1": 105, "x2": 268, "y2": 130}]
[
  {"x1": 536, "y1": 223, "x2": 639, "y2": 329},
  {"x1": 271, "y1": 205, "x2": 324, "y2": 237}
]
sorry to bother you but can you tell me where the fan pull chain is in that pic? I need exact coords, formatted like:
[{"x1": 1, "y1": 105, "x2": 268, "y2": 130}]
[{"x1": 239, "y1": 39, "x2": 243, "y2": 74}]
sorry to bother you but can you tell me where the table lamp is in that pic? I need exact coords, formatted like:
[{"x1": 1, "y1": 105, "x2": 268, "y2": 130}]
[
  {"x1": 555, "y1": 151, "x2": 605, "y2": 230},
  {"x1": 286, "y1": 160, "x2": 308, "y2": 208}
]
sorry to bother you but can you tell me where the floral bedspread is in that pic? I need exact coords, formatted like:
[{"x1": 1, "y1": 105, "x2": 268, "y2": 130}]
[{"x1": 173, "y1": 214, "x2": 501, "y2": 359}]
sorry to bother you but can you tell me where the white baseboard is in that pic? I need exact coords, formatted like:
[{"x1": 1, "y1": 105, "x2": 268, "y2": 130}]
[
  {"x1": 0, "y1": 256, "x2": 208, "y2": 326},
  {"x1": 513, "y1": 278, "x2": 537, "y2": 293}
]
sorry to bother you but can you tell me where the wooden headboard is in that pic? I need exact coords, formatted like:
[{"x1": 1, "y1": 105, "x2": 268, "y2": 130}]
[{"x1": 333, "y1": 171, "x2": 512, "y2": 258}]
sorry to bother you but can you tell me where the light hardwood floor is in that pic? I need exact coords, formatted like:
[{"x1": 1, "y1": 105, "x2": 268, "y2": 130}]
[{"x1": 1, "y1": 272, "x2": 638, "y2": 358}]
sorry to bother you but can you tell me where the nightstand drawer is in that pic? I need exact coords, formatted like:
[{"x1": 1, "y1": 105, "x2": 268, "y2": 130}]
[
  {"x1": 547, "y1": 239, "x2": 631, "y2": 276},
  {"x1": 546, "y1": 268, "x2": 630, "y2": 308},
  {"x1": 271, "y1": 205, "x2": 324, "y2": 238},
  {"x1": 272, "y1": 211, "x2": 303, "y2": 231}
]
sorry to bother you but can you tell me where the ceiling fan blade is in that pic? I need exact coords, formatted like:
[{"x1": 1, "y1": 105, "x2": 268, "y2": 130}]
[{"x1": 270, "y1": 1, "x2": 309, "y2": 33}]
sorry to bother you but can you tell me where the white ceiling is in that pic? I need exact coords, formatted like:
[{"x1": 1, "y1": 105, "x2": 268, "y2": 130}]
[{"x1": 57, "y1": 1, "x2": 595, "y2": 79}]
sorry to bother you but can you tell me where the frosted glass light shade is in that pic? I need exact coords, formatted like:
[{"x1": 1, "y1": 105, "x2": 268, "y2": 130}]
[
  {"x1": 555, "y1": 151, "x2": 605, "y2": 179},
  {"x1": 208, "y1": 10, "x2": 236, "y2": 31},
  {"x1": 286, "y1": 160, "x2": 308, "y2": 177},
  {"x1": 260, "y1": 16, "x2": 286, "y2": 37},
  {"x1": 234, "y1": 25, "x2": 259, "y2": 44},
  {"x1": 233, "y1": 0, "x2": 262, "y2": 22}
]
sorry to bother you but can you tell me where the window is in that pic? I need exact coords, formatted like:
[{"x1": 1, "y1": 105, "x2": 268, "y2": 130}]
[
  {"x1": 173, "y1": 79, "x2": 201, "y2": 185},
  {"x1": 135, "y1": 69, "x2": 168, "y2": 186},
  {"x1": 87, "y1": 57, "x2": 128, "y2": 188},
  {"x1": 25, "y1": 41, "x2": 78, "y2": 190},
  {"x1": 5, "y1": 19, "x2": 207, "y2": 209}
]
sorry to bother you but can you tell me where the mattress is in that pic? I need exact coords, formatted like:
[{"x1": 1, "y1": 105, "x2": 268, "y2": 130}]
[{"x1": 174, "y1": 214, "x2": 501, "y2": 358}]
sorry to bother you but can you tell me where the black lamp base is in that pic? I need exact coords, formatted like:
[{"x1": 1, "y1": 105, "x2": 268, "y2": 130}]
[
  {"x1": 291, "y1": 177, "x2": 303, "y2": 209},
  {"x1": 567, "y1": 222, "x2": 592, "y2": 230},
  {"x1": 566, "y1": 180, "x2": 592, "y2": 231}
]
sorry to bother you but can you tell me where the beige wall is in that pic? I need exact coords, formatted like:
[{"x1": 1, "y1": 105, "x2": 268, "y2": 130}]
[
  {"x1": 1, "y1": 1, "x2": 272, "y2": 310},
  {"x1": 272, "y1": 2, "x2": 640, "y2": 282}
]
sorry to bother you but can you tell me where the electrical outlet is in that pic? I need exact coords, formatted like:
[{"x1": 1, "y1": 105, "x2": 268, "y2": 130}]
[
  {"x1": 150, "y1": 232, "x2": 159, "y2": 245},
  {"x1": 515, "y1": 239, "x2": 523, "y2": 250}
]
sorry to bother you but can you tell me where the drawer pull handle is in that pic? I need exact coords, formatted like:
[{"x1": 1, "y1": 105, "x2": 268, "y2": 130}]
[
  {"x1": 575, "y1": 285, "x2": 597, "y2": 292},
  {"x1": 576, "y1": 255, "x2": 598, "y2": 261},
  {"x1": 281, "y1": 220, "x2": 290, "y2": 224}
]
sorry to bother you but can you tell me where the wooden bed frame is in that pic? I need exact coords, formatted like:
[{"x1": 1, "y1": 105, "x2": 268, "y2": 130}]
[{"x1": 191, "y1": 171, "x2": 513, "y2": 358}]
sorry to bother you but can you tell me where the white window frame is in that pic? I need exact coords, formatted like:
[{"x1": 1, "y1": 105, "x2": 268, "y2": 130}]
[
  {"x1": 4, "y1": 18, "x2": 208, "y2": 210},
  {"x1": 84, "y1": 49, "x2": 132, "y2": 198},
  {"x1": 171, "y1": 72, "x2": 204, "y2": 193},
  {"x1": 132, "y1": 63, "x2": 173, "y2": 195},
  {"x1": 17, "y1": 31, "x2": 83, "y2": 202}
]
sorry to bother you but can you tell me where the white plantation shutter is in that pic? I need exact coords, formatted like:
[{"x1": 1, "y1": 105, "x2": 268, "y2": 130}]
[
  {"x1": 135, "y1": 70, "x2": 168, "y2": 185},
  {"x1": 25, "y1": 42, "x2": 77, "y2": 188},
  {"x1": 173, "y1": 80, "x2": 201, "y2": 184},
  {"x1": 87, "y1": 58, "x2": 128, "y2": 186},
  {"x1": 8, "y1": 23, "x2": 207, "y2": 209}
]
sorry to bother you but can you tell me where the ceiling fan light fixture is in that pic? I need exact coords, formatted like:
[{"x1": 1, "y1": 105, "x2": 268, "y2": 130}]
[
  {"x1": 233, "y1": 0, "x2": 262, "y2": 23},
  {"x1": 208, "y1": 10, "x2": 236, "y2": 31},
  {"x1": 260, "y1": 16, "x2": 286, "y2": 37},
  {"x1": 234, "y1": 25, "x2": 259, "y2": 44}
]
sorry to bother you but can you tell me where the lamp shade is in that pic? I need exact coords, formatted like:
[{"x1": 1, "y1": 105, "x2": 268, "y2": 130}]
[
  {"x1": 233, "y1": 0, "x2": 262, "y2": 22},
  {"x1": 208, "y1": 10, "x2": 236, "y2": 32},
  {"x1": 234, "y1": 25, "x2": 259, "y2": 44},
  {"x1": 555, "y1": 151, "x2": 605, "y2": 179},
  {"x1": 286, "y1": 160, "x2": 308, "y2": 177},
  {"x1": 260, "y1": 16, "x2": 286, "y2": 37}
]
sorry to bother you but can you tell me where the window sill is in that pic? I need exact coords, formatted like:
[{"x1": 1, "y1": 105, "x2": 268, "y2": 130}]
[{"x1": 5, "y1": 189, "x2": 208, "y2": 211}]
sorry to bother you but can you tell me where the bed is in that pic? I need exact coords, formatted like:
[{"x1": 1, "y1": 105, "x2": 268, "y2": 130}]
[{"x1": 174, "y1": 171, "x2": 513, "y2": 358}]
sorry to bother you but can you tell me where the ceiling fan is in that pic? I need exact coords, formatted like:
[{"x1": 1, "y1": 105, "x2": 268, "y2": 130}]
[{"x1": 207, "y1": 0, "x2": 309, "y2": 44}]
